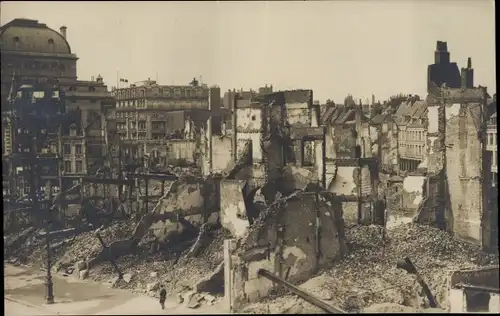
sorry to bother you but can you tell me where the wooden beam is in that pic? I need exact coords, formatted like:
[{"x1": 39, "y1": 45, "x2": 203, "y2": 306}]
[{"x1": 82, "y1": 177, "x2": 134, "y2": 185}]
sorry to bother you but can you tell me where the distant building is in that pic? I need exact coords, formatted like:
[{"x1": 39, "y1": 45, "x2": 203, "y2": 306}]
[
  {"x1": 111, "y1": 79, "x2": 221, "y2": 160},
  {"x1": 222, "y1": 85, "x2": 273, "y2": 110},
  {"x1": 394, "y1": 97, "x2": 427, "y2": 173}
]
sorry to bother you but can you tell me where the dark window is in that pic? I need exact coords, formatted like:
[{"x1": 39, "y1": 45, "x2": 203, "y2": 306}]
[
  {"x1": 48, "y1": 39, "x2": 54, "y2": 45},
  {"x1": 465, "y1": 291, "x2": 490, "y2": 312},
  {"x1": 75, "y1": 161, "x2": 83, "y2": 173},
  {"x1": 64, "y1": 161, "x2": 71, "y2": 172},
  {"x1": 75, "y1": 144, "x2": 82, "y2": 154},
  {"x1": 64, "y1": 144, "x2": 71, "y2": 154},
  {"x1": 354, "y1": 145, "x2": 362, "y2": 159}
]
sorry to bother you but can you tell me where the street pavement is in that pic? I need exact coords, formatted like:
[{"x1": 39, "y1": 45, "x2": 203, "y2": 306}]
[{"x1": 4, "y1": 263, "x2": 227, "y2": 315}]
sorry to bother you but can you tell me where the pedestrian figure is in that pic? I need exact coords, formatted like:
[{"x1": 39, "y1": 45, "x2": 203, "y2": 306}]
[{"x1": 159, "y1": 285, "x2": 167, "y2": 310}]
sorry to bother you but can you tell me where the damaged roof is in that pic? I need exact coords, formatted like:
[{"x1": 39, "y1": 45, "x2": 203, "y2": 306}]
[
  {"x1": 394, "y1": 100, "x2": 427, "y2": 125},
  {"x1": 320, "y1": 105, "x2": 368, "y2": 125}
]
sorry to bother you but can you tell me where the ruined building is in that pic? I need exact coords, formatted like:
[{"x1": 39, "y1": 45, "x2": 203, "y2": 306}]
[
  {"x1": 319, "y1": 102, "x2": 381, "y2": 225},
  {"x1": 369, "y1": 107, "x2": 399, "y2": 174},
  {"x1": 321, "y1": 103, "x2": 370, "y2": 160},
  {"x1": 222, "y1": 85, "x2": 273, "y2": 110},
  {"x1": 427, "y1": 41, "x2": 461, "y2": 92},
  {"x1": 418, "y1": 57, "x2": 498, "y2": 249},
  {"x1": 1, "y1": 18, "x2": 114, "y2": 197}
]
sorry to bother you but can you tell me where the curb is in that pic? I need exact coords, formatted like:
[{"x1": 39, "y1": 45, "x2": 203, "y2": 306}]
[{"x1": 4, "y1": 295, "x2": 55, "y2": 314}]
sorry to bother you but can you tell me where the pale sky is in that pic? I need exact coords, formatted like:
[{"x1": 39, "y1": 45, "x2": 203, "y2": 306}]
[{"x1": 1, "y1": 1, "x2": 496, "y2": 103}]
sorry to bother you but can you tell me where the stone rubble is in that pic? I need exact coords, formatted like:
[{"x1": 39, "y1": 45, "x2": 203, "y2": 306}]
[
  {"x1": 242, "y1": 222, "x2": 498, "y2": 314},
  {"x1": 5, "y1": 196, "x2": 498, "y2": 315}
]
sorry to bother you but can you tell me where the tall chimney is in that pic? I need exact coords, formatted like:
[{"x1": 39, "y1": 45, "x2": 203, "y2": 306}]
[
  {"x1": 461, "y1": 57, "x2": 474, "y2": 88},
  {"x1": 434, "y1": 41, "x2": 450, "y2": 64},
  {"x1": 60, "y1": 26, "x2": 67, "y2": 39}
]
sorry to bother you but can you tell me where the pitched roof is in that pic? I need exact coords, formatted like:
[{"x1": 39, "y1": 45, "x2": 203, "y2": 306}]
[
  {"x1": 394, "y1": 99, "x2": 427, "y2": 125},
  {"x1": 370, "y1": 113, "x2": 388, "y2": 125},
  {"x1": 320, "y1": 104, "x2": 336, "y2": 124}
]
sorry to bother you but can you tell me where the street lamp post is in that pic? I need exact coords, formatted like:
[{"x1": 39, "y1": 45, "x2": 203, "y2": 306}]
[
  {"x1": 28, "y1": 94, "x2": 55, "y2": 305},
  {"x1": 45, "y1": 221, "x2": 55, "y2": 304}
]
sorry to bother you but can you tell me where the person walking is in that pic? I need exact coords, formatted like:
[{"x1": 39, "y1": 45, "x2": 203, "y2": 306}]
[{"x1": 159, "y1": 285, "x2": 167, "y2": 310}]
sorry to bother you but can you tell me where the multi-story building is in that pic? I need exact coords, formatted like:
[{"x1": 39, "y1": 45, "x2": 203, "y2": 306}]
[
  {"x1": 394, "y1": 97, "x2": 427, "y2": 173},
  {"x1": 112, "y1": 79, "x2": 221, "y2": 162},
  {"x1": 221, "y1": 85, "x2": 273, "y2": 135},
  {"x1": 486, "y1": 96, "x2": 497, "y2": 185},
  {"x1": 1, "y1": 18, "x2": 114, "y2": 196}
]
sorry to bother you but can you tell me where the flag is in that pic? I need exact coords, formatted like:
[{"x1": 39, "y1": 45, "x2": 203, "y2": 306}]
[{"x1": 120, "y1": 78, "x2": 128, "y2": 83}]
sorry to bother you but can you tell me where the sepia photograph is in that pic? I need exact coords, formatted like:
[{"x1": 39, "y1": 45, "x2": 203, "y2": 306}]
[{"x1": 1, "y1": 0, "x2": 497, "y2": 314}]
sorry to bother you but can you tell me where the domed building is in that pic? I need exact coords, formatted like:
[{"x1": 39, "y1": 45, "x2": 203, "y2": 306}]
[
  {"x1": 0, "y1": 19, "x2": 79, "y2": 104},
  {"x1": 1, "y1": 18, "x2": 115, "y2": 199}
]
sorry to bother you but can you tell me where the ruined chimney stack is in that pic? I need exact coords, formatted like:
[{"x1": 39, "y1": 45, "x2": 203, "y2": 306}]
[
  {"x1": 461, "y1": 57, "x2": 474, "y2": 89},
  {"x1": 434, "y1": 40, "x2": 450, "y2": 64},
  {"x1": 60, "y1": 26, "x2": 67, "y2": 39}
]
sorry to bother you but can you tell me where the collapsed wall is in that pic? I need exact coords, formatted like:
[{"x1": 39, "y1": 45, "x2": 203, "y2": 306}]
[
  {"x1": 225, "y1": 191, "x2": 346, "y2": 311},
  {"x1": 379, "y1": 174, "x2": 426, "y2": 217},
  {"x1": 85, "y1": 175, "x2": 219, "y2": 267},
  {"x1": 327, "y1": 165, "x2": 373, "y2": 225}
]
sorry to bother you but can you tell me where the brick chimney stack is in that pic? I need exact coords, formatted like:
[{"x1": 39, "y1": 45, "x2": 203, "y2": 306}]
[{"x1": 60, "y1": 26, "x2": 67, "y2": 39}]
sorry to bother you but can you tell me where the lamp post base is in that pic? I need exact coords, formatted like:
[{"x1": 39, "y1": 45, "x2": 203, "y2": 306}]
[{"x1": 45, "y1": 278, "x2": 55, "y2": 305}]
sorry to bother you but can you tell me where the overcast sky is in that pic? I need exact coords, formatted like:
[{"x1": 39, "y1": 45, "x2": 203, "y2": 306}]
[{"x1": 1, "y1": 1, "x2": 496, "y2": 103}]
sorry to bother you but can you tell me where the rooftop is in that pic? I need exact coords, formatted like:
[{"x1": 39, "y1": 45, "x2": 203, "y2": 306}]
[{"x1": 0, "y1": 18, "x2": 72, "y2": 55}]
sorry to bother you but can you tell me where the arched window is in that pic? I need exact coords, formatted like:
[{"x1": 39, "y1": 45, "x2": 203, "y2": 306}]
[{"x1": 48, "y1": 38, "x2": 54, "y2": 45}]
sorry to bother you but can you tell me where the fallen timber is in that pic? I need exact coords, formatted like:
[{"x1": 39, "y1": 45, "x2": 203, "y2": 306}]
[{"x1": 257, "y1": 269, "x2": 347, "y2": 314}]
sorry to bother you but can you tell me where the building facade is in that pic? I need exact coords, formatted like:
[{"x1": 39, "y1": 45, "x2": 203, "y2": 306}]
[
  {"x1": 486, "y1": 98, "x2": 497, "y2": 185},
  {"x1": 112, "y1": 79, "x2": 221, "y2": 164},
  {"x1": 394, "y1": 98, "x2": 427, "y2": 173},
  {"x1": 1, "y1": 18, "x2": 114, "y2": 197}
]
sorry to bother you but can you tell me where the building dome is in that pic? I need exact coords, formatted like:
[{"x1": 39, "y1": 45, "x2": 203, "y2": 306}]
[{"x1": 0, "y1": 18, "x2": 72, "y2": 55}]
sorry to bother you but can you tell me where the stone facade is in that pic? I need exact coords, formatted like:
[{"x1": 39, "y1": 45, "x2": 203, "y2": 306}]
[{"x1": 1, "y1": 18, "x2": 114, "y2": 197}]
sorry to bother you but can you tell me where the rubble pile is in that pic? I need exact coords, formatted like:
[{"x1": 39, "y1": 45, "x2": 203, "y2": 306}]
[
  {"x1": 4, "y1": 219, "x2": 137, "y2": 269},
  {"x1": 242, "y1": 223, "x2": 498, "y2": 313},
  {"x1": 53, "y1": 220, "x2": 137, "y2": 270},
  {"x1": 91, "y1": 227, "x2": 232, "y2": 298}
]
